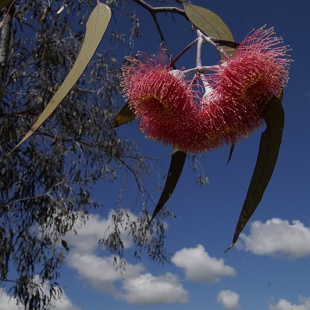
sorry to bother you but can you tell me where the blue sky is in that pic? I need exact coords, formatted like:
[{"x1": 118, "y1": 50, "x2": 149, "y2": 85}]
[{"x1": 2, "y1": 0, "x2": 310, "y2": 309}]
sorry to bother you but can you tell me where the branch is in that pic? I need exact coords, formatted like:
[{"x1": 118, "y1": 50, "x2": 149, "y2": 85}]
[
  {"x1": 0, "y1": 5, "x2": 14, "y2": 99},
  {"x1": 0, "y1": 7, "x2": 14, "y2": 66},
  {"x1": 132, "y1": 0, "x2": 186, "y2": 17},
  {"x1": 132, "y1": 0, "x2": 186, "y2": 62},
  {"x1": 116, "y1": 155, "x2": 145, "y2": 193}
]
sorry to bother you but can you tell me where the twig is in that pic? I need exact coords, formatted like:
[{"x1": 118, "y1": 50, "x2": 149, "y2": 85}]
[
  {"x1": 132, "y1": 0, "x2": 186, "y2": 64},
  {"x1": 196, "y1": 29, "x2": 203, "y2": 67},
  {"x1": 132, "y1": 0, "x2": 186, "y2": 17},
  {"x1": 182, "y1": 65, "x2": 220, "y2": 76},
  {"x1": 152, "y1": 13, "x2": 171, "y2": 59},
  {"x1": 170, "y1": 38, "x2": 197, "y2": 68},
  {"x1": 116, "y1": 155, "x2": 144, "y2": 193},
  {"x1": 200, "y1": 32, "x2": 230, "y2": 58}
]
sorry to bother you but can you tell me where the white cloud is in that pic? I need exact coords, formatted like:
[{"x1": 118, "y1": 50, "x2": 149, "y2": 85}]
[
  {"x1": 64, "y1": 210, "x2": 187, "y2": 306},
  {"x1": 67, "y1": 252, "x2": 188, "y2": 306},
  {"x1": 121, "y1": 273, "x2": 188, "y2": 305},
  {"x1": 239, "y1": 218, "x2": 310, "y2": 259},
  {"x1": 51, "y1": 293, "x2": 82, "y2": 310},
  {"x1": 269, "y1": 296, "x2": 310, "y2": 310},
  {"x1": 65, "y1": 210, "x2": 137, "y2": 253},
  {"x1": 32, "y1": 276, "x2": 81, "y2": 310},
  {"x1": 217, "y1": 290, "x2": 240, "y2": 310},
  {"x1": 171, "y1": 244, "x2": 236, "y2": 282},
  {"x1": 0, "y1": 289, "x2": 23, "y2": 310},
  {"x1": 66, "y1": 210, "x2": 143, "y2": 297},
  {"x1": 67, "y1": 253, "x2": 144, "y2": 294},
  {"x1": 0, "y1": 285, "x2": 80, "y2": 310}
]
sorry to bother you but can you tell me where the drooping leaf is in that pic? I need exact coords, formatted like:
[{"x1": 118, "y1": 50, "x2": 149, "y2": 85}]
[
  {"x1": 61, "y1": 239, "x2": 69, "y2": 253},
  {"x1": 182, "y1": 2, "x2": 236, "y2": 58},
  {"x1": 227, "y1": 143, "x2": 235, "y2": 164},
  {"x1": 114, "y1": 103, "x2": 136, "y2": 127},
  {"x1": 8, "y1": 2, "x2": 112, "y2": 155},
  {"x1": 226, "y1": 94, "x2": 284, "y2": 251},
  {"x1": 150, "y1": 149, "x2": 187, "y2": 222}
]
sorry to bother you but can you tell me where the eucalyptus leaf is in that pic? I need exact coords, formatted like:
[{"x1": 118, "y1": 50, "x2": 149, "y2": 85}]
[
  {"x1": 227, "y1": 143, "x2": 235, "y2": 164},
  {"x1": 150, "y1": 149, "x2": 186, "y2": 222},
  {"x1": 183, "y1": 2, "x2": 235, "y2": 58},
  {"x1": 9, "y1": 2, "x2": 112, "y2": 154},
  {"x1": 61, "y1": 239, "x2": 69, "y2": 253},
  {"x1": 226, "y1": 94, "x2": 284, "y2": 251},
  {"x1": 114, "y1": 103, "x2": 136, "y2": 127}
]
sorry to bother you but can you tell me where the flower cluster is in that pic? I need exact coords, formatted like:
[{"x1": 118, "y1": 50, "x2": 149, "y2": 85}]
[
  {"x1": 121, "y1": 27, "x2": 291, "y2": 153},
  {"x1": 201, "y1": 27, "x2": 291, "y2": 149},
  {"x1": 121, "y1": 48, "x2": 205, "y2": 152}
]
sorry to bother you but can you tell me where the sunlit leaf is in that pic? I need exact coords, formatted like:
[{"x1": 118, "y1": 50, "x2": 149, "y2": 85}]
[
  {"x1": 150, "y1": 148, "x2": 186, "y2": 222},
  {"x1": 8, "y1": 2, "x2": 112, "y2": 155},
  {"x1": 114, "y1": 103, "x2": 135, "y2": 127},
  {"x1": 226, "y1": 94, "x2": 284, "y2": 251},
  {"x1": 182, "y1": 2, "x2": 236, "y2": 58}
]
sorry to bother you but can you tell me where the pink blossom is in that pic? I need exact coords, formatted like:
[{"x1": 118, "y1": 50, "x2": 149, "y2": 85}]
[
  {"x1": 121, "y1": 27, "x2": 291, "y2": 153},
  {"x1": 121, "y1": 47, "x2": 206, "y2": 153},
  {"x1": 202, "y1": 27, "x2": 291, "y2": 147}
]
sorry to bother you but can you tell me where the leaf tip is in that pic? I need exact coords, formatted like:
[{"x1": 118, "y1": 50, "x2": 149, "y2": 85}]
[
  {"x1": 224, "y1": 242, "x2": 235, "y2": 253},
  {"x1": 8, "y1": 141, "x2": 22, "y2": 156},
  {"x1": 227, "y1": 143, "x2": 235, "y2": 164},
  {"x1": 114, "y1": 117, "x2": 120, "y2": 128}
]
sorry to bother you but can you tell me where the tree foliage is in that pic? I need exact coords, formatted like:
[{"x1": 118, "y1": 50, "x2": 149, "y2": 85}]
[
  {"x1": 0, "y1": 1, "x2": 176, "y2": 308},
  {"x1": 0, "y1": 0, "x2": 289, "y2": 308}
]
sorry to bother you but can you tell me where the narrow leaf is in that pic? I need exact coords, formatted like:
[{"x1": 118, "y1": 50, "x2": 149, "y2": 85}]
[
  {"x1": 227, "y1": 143, "x2": 235, "y2": 164},
  {"x1": 182, "y1": 2, "x2": 235, "y2": 57},
  {"x1": 226, "y1": 95, "x2": 284, "y2": 251},
  {"x1": 114, "y1": 103, "x2": 135, "y2": 127},
  {"x1": 150, "y1": 149, "x2": 186, "y2": 222},
  {"x1": 61, "y1": 239, "x2": 69, "y2": 253},
  {"x1": 0, "y1": 0, "x2": 13, "y2": 11},
  {"x1": 8, "y1": 2, "x2": 112, "y2": 155}
]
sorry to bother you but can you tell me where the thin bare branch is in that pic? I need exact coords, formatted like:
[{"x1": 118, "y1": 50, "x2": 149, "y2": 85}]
[{"x1": 132, "y1": 0, "x2": 186, "y2": 17}]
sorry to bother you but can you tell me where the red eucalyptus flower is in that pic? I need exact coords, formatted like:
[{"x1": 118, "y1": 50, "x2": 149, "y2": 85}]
[
  {"x1": 119, "y1": 25, "x2": 292, "y2": 232},
  {"x1": 121, "y1": 47, "x2": 206, "y2": 153},
  {"x1": 201, "y1": 26, "x2": 291, "y2": 147},
  {"x1": 121, "y1": 27, "x2": 291, "y2": 153}
]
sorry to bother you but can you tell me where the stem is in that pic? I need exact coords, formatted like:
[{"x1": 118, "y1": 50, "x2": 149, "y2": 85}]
[
  {"x1": 196, "y1": 29, "x2": 203, "y2": 67},
  {"x1": 132, "y1": 0, "x2": 186, "y2": 67},
  {"x1": 170, "y1": 38, "x2": 198, "y2": 68},
  {"x1": 195, "y1": 30, "x2": 212, "y2": 91},
  {"x1": 199, "y1": 32, "x2": 230, "y2": 59},
  {"x1": 182, "y1": 65, "x2": 220, "y2": 77},
  {"x1": 132, "y1": 0, "x2": 186, "y2": 17},
  {"x1": 151, "y1": 13, "x2": 172, "y2": 60}
]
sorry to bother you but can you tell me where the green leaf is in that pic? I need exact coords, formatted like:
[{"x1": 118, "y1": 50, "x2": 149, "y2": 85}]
[
  {"x1": 226, "y1": 94, "x2": 285, "y2": 251},
  {"x1": 114, "y1": 103, "x2": 136, "y2": 127},
  {"x1": 8, "y1": 2, "x2": 112, "y2": 155},
  {"x1": 61, "y1": 239, "x2": 70, "y2": 253},
  {"x1": 150, "y1": 149, "x2": 186, "y2": 222},
  {"x1": 182, "y1": 2, "x2": 236, "y2": 58}
]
